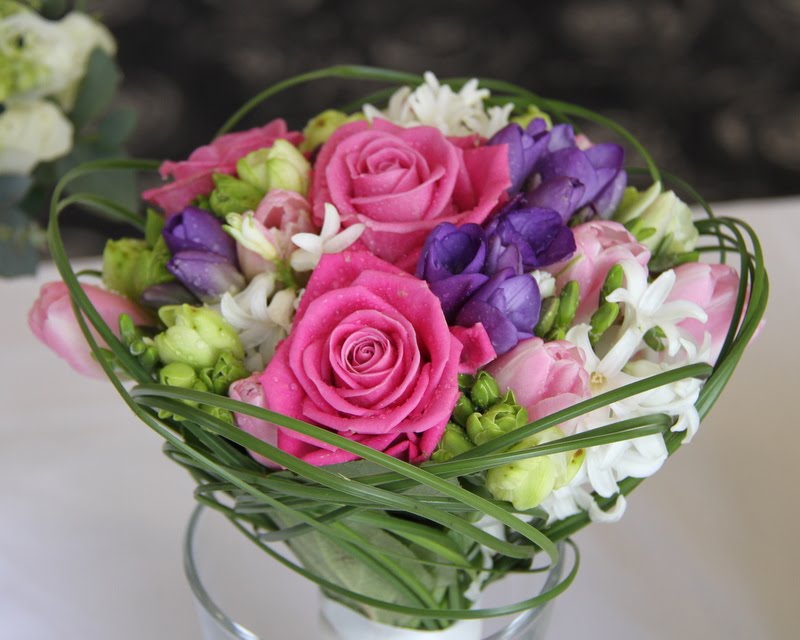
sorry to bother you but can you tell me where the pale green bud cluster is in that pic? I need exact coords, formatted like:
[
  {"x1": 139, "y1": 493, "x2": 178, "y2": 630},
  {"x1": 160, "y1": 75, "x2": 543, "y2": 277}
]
[
  {"x1": 588, "y1": 264, "x2": 623, "y2": 345},
  {"x1": 614, "y1": 182, "x2": 699, "y2": 267},
  {"x1": 209, "y1": 173, "x2": 264, "y2": 217},
  {"x1": 102, "y1": 234, "x2": 174, "y2": 302},
  {"x1": 298, "y1": 109, "x2": 365, "y2": 154},
  {"x1": 157, "y1": 360, "x2": 239, "y2": 424},
  {"x1": 118, "y1": 313, "x2": 158, "y2": 373},
  {"x1": 432, "y1": 372, "x2": 527, "y2": 462},
  {"x1": 236, "y1": 139, "x2": 310, "y2": 195},
  {"x1": 485, "y1": 428, "x2": 585, "y2": 511},
  {"x1": 154, "y1": 304, "x2": 243, "y2": 369}
]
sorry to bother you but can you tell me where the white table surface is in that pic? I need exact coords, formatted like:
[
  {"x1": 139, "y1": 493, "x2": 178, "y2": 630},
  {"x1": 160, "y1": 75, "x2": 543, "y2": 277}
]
[{"x1": 1, "y1": 197, "x2": 797, "y2": 640}]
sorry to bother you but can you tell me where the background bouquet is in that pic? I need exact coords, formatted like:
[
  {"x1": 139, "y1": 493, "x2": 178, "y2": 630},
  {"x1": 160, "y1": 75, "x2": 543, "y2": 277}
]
[
  {"x1": 30, "y1": 67, "x2": 766, "y2": 638},
  {"x1": 1, "y1": 0, "x2": 134, "y2": 276}
]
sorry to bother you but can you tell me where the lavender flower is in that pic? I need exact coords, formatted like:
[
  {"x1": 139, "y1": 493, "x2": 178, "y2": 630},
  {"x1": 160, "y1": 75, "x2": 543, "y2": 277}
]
[
  {"x1": 163, "y1": 206, "x2": 239, "y2": 265},
  {"x1": 484, "y1": 206, "x2": 576, "y2": 274},
  {"x1": 487, "y1": 119, "x2": 549, "y2": 196},
  {"x1": 163, "y1": 206, "x2": 244, "y2": 302},
  {"x1": 490, "y1": 120, "x2": 626, "y2": 221},
  {"x1": 456, "y1": 268, "x2": 541, "y2": 355},
  {"x1": 167, "y1": 251, "x2": 245, "y2": 303},
  {"x1": 417, "y1": 223, "x2": 489, "y2": 320}
]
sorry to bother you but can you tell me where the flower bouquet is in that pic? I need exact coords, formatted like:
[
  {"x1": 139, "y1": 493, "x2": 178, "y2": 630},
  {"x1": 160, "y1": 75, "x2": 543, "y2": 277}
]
[{"x1": 31, "y1": 67, "x2": 767, "y2": 639}]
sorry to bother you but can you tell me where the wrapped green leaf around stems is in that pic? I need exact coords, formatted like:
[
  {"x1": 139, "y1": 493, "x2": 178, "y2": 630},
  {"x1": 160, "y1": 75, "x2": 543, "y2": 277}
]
[{"x1": 44, "y1": 69, "x2": 768, "y2": 631}]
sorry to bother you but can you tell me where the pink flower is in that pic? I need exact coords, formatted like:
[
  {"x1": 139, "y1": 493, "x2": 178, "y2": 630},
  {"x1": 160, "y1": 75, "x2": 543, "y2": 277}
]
[
  {"x1": 143, "y1": 119, "x2": 303, "y2": 215},
  {"x1": 239, "y1": 251, "x2": 494, "y2": 466},
  {"x1": 547, "y1": 220, "x2": 650, "y2": 321},
  {"x1": 667, "y1": 262, "x2": 740, "y2": 362},
  {"x1": 310, "y1": 119, "x2": 510, "y2": 271},
  {"x1": 28, "y1": 281, "x2": 151, "y2": 378},
  {"x1": 485, "y1": 338, "x2": 590, "y2": 432},
  {"x1": 228, "y1": 373, "x2": 280, "y2": 468},
  {"x1": 237, "y1": 190, "x2": 316, "y2": 279}
]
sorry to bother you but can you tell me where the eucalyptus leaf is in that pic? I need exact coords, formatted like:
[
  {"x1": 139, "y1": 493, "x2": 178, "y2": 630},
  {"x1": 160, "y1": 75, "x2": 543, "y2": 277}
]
[
  {"x1": 97, "y1": 109, "x2": 137, "y2": 148},
  {"x1": 0, "y1": 205, "x2": 40, "y2": 276},
  {"x1": 0, "y1": 175, "x2": 32, "y2": 207},
  {"x1": 69, "y1": 48, "x2": 121, "y2": 130}
]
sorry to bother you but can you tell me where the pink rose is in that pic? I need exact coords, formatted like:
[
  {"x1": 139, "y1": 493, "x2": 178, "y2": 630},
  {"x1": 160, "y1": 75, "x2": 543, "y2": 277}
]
[
  {"x1": 28, "y1": 281, "x2": 151, "y2": 378},
  {"x1": 310, "y1": 119, "x2": 510, "y2": 271},
  {"x1": 485, "y1": 338, "x2": 590, "y2": 432},
  {"x1": 237, "y1": 190, "x2": 316, "y2": 279},
  {"x1": 143, "y1": 119, "x2": 303, "y2": 215},
  {"x1": 547, "y1": 220, "x2": 650, "y2": 321},
  {"x1": 238, "y1": 251, "x2": 494, "y2": 466},
  {"x1": 667, "y1": 262, "x2": 740, "y2": 362}
]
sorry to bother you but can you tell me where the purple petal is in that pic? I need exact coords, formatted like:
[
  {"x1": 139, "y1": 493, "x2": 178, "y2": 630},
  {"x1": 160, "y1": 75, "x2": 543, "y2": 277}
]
[
  {"x1": 167, "y1": 250, "x2": 245, "y2": 303},
  {"x1": 589, "y1": 166, "x2": 627, "y2": 218},
  {"x1": 163, "y1": 206, "x2": 238, "y2": 264},
  {"x1": 430, "y1": 272, "x2": 490, "y2": 322},
  {"x1": 525, "y1": 176, "x2": 586, "y2": 222},
  {"x1": 456, "y1": 299, "x2": 518, "y2": 355},
  {"x1": 417, "y1": 222, "x2": 486, "y2": 282}
]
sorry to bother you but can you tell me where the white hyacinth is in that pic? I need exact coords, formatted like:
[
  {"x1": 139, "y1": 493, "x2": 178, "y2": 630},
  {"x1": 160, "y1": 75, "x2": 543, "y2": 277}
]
[
  {"x1": 0, "y1": 100, "x2": 73, "y2": 174},
  {"x1": 290, "y1": 203, "x2": 365, "y2": 272},
  {"x1": 217, "y1": 273, "x2": 297, "y2": 372},
  {"x1": 363, "y1": 71, "x2": 513, "y2": 138},
  {"x1": 540, "y1": 273, "x2": 709, "y2": 524}
]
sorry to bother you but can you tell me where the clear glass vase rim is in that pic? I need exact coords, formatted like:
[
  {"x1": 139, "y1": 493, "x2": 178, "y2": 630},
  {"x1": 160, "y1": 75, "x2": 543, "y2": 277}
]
[{"x1": 184, "y1": 504, "x2": 566, "y2": 640}]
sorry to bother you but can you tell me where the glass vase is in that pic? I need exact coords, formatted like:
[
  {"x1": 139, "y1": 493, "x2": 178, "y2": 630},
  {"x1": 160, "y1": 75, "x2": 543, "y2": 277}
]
[{"x1": 185, "y1": 505, "x2": 564, "y2": 640}]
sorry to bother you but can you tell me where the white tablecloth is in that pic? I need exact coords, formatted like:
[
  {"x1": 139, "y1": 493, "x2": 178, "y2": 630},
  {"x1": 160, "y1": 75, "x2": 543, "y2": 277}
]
[{"x1": 1, "y1": 198, "x2": 796, "y2": 639}]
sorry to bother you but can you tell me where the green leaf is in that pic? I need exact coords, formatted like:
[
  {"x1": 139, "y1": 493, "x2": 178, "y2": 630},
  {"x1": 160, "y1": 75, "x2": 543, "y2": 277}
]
[{"x1": 69, "y1": 49, "x2": 121, "y2": 130}]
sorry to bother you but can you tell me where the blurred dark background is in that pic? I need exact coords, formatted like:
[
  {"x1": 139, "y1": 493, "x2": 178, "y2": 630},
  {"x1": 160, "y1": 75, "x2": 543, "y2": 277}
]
[{"x1": 71, "y1": 0, "x2": 798, "y2": 252}]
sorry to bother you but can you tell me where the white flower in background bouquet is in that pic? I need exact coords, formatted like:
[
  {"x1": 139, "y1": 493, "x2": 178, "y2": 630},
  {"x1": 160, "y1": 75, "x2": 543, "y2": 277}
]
[{"x1": 0, "y1": 0, "x2": 131, "y2": 276}]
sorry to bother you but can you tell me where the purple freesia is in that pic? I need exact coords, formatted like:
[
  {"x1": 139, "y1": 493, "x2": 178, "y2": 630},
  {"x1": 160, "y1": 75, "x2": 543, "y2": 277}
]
[
  {"x1": 488, "y1": 119, "x2": 549, "y2": 196},
  {"x1": 416, "y1": 223, "x2": 487, "y2": 282},
  {"x1": 163, "y1": 206, "x2": 238, "y2": 265},
  {"x1": 456, "y1": 268, "x2": 541, "y2": 355},
  {"x1": 416, "y1": 223, "x2": 490, "y2": 321},
  {"x1": 490, "y1": 119, "x2": 626, "y2": 221},
  {"x1": 167, "y1": 251, "x2": 245, "y2": 303},
  {"x1": 485, "y1": 206, "x2": 576, "y2": 273},
  {"x1": 163, "y1": 206, "x2": 244, "y2": 302}
]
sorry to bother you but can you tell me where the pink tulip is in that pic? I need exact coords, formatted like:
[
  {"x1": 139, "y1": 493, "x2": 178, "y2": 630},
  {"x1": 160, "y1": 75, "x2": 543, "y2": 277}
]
[
  {"x1": 28, "y1": 281, "x2": 151, "y2": 378},
  {"x1": 546, "y1": 220, "x2": 650, "y2": 321},
  {"x1": 667, "y1": 262, "x2": 741, "y2": 362},
  {"x1": 485, "y1": 337, "x2": 590, "y2": 432}
]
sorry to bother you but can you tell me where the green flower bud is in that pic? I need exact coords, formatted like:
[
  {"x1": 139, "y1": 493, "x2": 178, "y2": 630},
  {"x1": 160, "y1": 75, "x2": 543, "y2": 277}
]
[
  {"x1": 510, "y1": 105, "x2": 552, "y2": 130},
  {"x1": 600, "y1": 264, "x2": 624, "y2": 302},
  {"x1": 159, "y1": 362, "x2": 197, "y2": 388},
  {"x1": 198, "y1": 351, "x2": 249, "y2": 395},
  {"x1": 298, "y1": 110, "x2": 364, "y2": 154},
  {"x1": 643, "y1": 325, "x2": 667, "y2": 352},
  {"x1": 452, "y1": 394, "x2": 476, "y2": 427},
  {"x1": 470, "y1": 371, "x2": 501, "y2": 409},
  {"x1": 102, "y1": 236, "x2": 174, "y2": 301},
  {"x1": 555, "y1": 280, "x2": 579, "y2": 330},
  {"x1": 589, "y1": 301, "x2": 620, "y2": 346},
  {"x1": 534, "y1": 297, "x2": 559, "y2": 338},
  {"x1": 457, "y1": 373, "x2": 475, "y2": 391},
  {"x1": 154, "y1": 304, "x2": 243, "y2": 368},
  {"x1": 485, "y1": 427, "x2": 577, "y2": 511},
  {"x1": 209, "y1": 173, "x2": 264, "y2": 217},
  {"x1": 466, "y1": 412, "x2": 506, "y2": 446},
  {"x1": 431, "y1": 422, "x2": 474, "y2": 462},
  {"x1": 236, "y1": 139, "x2": 311, "y2": 195},
  {"x1": 614, "y1": 183, "x2": 698, "y2": 256}
]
